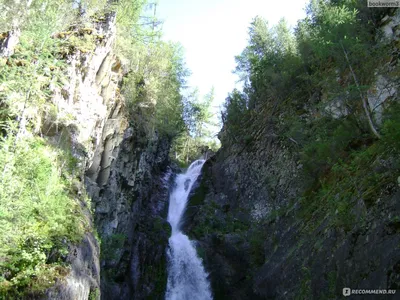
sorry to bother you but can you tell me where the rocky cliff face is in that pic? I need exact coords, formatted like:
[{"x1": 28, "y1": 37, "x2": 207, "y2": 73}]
[
  {"x1": 88, "y1": 129, "x2": 172, "y2": 299},
  {"x1": 7, "y1": 11, "x2": 173, "y2": 300},
  {"x1": 42, "y1": 13, "x2": 124, "y2": 300},
  {"x1": 186, "y1": 136, "x2": 400, "y2": 300},
  {"x1": 184, "y1": 134, "x2": 305, "y2": 299},
  {"x1": 184, "y1": 11, "x2": 400, "y2": 300}
]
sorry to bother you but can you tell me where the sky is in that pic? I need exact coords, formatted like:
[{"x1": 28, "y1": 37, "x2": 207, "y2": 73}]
[{"x1": 156, "y1": 0, "x2": 309, "y2": 128}]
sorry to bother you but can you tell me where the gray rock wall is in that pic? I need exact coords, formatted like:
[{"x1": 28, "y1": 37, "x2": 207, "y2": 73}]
[
  {"x1": 185, "y1": 11, "x2": 400, "y2": 300},
  {"x1": 186, "y1": 127, "x2": 400, "y2": 300},
  {"x1": 42, "y1": 13, "x2": 124, "y2": 300},
  {"x1": 88, "y1": 128, "x2": 172, "y2": 300},
  {"x1": 33, "y1": 11, "x2": 172, "y2": 300}
]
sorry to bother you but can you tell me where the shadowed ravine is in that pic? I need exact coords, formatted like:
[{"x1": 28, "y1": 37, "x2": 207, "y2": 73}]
[{"x1": 166, "y1": 160, "x2": 213, "y2": 300}]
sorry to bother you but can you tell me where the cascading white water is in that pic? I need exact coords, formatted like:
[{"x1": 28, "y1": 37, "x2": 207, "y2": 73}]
[{"x1": 166, "y1": 159, "x2": 213, "y2": 300}]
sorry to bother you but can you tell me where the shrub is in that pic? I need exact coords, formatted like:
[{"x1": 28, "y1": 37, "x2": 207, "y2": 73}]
[
  {"x1": 0, "y1": 133, "x2": 85, "y2": 297},
  {"x1": 300, "y1": 117, "x2": 361, "y2": 181},
  {"x1": 381, "y1": 103, "x2": 400, "y2": 152}
]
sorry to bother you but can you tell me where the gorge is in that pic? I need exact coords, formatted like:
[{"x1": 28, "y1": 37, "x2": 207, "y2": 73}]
[{"x1": 0, "y1": 1, "x2": 400, "y2": 300}]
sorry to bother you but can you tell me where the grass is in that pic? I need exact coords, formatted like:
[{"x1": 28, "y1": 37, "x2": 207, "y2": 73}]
[
  {"x1": 295, "y1": 101, "x2": 400, "y2": 232},
  {"x1": 0, "y1": 134, "x2": 87, "y2": 298}
]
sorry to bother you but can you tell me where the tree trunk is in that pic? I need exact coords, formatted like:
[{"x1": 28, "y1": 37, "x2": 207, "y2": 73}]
[{"x1": 340, "y1": 41, "x2": 381, "y2": 139}]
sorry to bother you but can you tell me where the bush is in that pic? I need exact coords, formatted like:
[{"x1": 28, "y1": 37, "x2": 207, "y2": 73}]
[
  {"x1": 0, "y1": 134, "x2": 85, "y2": 297},
  {"x1": 382, "y1": 103, "x2": 400, "y2": 152},
  {"x1": 299, "y1": 117, "x2": 399, "y2": 231},
  {"x1": 101, "y1": 234, "x2": 126, "y2": 262},
  {"x1": 300, "y1": 117, "x2": 361, "y2": 181}
]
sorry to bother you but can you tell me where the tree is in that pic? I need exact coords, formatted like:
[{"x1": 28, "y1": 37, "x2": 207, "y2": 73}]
[
  {"x1": 303, "y1": 0, "x2": 382, "y2": 138},
  {"x1": 171, "y1": 87, "x2": 217, "y2": 164},
  {"x1": 234, "y1": 16, "x2": 301, "y2": 111}
]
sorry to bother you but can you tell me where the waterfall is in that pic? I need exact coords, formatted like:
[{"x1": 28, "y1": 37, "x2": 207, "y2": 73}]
[{"x1": 166, "y1": 159, "x2": 213, "y2": 300}]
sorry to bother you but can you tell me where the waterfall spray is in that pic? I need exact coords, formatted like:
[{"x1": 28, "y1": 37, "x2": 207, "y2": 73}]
[{"x1": 165, "y1": 160, "x2": 212, "y2": 300}]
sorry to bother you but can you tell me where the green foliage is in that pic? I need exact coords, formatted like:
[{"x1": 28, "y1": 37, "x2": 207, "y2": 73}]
[
  {"x1": 0, "y1": 0, "x2": 199, "y2": 297},
  {"x1": 0, "y1": 0, "x2": 109, "y2": 32},
  {"x1": 381, "y1": 103, "x2": 400, "y2": 152},
  {"x1": 225, "y1": 0, "x2": 393, "y2": 142},
  {"x1": 0, "y1": 1, "x2": 70, "y2": 32},
  {"x1": 300, "y1": 117, "x2": 361, "y2": 180},
  {"x1": 113, "y1": 0, "x2": 189, "y2": 143},
  {"x1": 0, "y1": 0, "x2": 109, "y2": 133},
  {"x1": 0, "y1": 2, "x2": 72, "y2": 130},
  {"x1": 292, "y1": 2, "x2": 399, "y2": 231},
  {"x1": 0, "y1": 133, "x2": 85, "y2": 297},
  {"x1": 0, "y1": 2, "x2": 117, "y2": 296},
  {"x1": 121, "y1": 39, "x2": 187, "y2": 140},
  {"x1": 248, "y1": 227, "x2": 266, "y2": 268},
  {"x1": 235, "y1": 16, "x2": 301, "y2": 110},
  {"x1": 89, "y1": 287, "x2": 101, "y2": 300},
  {"x1": 101, "y1": 233, "x2": 126, "y2": 261},
  {"x1": 324, "y1": 270, "x2": 337, "y2": 299},
  {"x1": 144, "y1": 258, "x2": 168, "y2": 298},
  {"x1": 300, "y1": 0, "x2": 385, "y2": 90},
  {"x1": 185, "y1": 88, "x2": 215, "y2": 139},
  {"x1": 295, "y1": 266, "x2": 312, "y2": 300},
  {"x1": 113, "y1": 0, "x2": 151, "y2": 62},
  {"x1": 299, "y1": 124, "x2": 399, "y2": 232},
  {"x1": 170, "y1": 87, "x2": 220, "y2": 165},
  {"x1": 191, "y1": 198, "x2": 250, "y2": 240},
  {"x1": 222, "y1": 89, "x2": 249, "y2": 129},
  {"x1": 223, "y1": 0, "x2": 400, "y2": 268}
]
